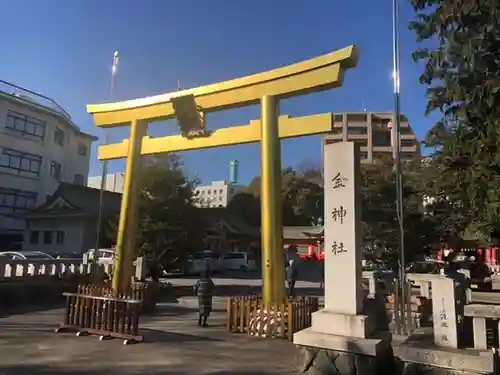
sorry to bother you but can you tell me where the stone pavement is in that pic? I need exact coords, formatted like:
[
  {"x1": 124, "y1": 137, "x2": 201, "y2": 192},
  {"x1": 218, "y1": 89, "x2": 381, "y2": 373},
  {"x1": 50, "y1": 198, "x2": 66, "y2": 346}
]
[{"x1": 0, "y1": 303, "x2": 296, "y2": 375}]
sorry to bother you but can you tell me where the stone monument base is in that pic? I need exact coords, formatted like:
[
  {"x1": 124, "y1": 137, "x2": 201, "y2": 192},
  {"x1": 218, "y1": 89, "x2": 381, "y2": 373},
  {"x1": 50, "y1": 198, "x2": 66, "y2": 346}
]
[
  {"x1": 294, "y1": 328, "x2": 392, "y2": 375},
  {"x1": 311, "y1": 309, "x2": 375, "y2": 338},
  {"x1": 392, "y1": 334, "x2": 495, "y2": 375}
]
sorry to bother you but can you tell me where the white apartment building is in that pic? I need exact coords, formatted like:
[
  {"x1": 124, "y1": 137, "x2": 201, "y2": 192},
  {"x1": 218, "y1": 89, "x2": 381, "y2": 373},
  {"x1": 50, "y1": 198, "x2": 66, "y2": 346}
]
[
  {"x1": 194, "y1": 180, "x2": 245, "y2": 208},
  {"x1": 87, "y1": 172, "x2": 125, "y2": 193},
  {"x1": 0, "y1": 80, "x2": 97, "y2": 246}
]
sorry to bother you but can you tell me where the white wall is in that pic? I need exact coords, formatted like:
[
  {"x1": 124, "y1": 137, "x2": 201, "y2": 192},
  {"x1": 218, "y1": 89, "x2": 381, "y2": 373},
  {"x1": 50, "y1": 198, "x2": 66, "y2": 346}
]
[
  {"x1": 87, "y1": 172, "x2": 125, "y2": 193},
  {"x1": 22, "y1": 217, "x2": 85, "y2": 255},
  {"x1": 0, "y1": 93, "x2": 95, "y2": 234},
  {"x1": 193, "y1": 180, "x2": 245, "y2": 208}
]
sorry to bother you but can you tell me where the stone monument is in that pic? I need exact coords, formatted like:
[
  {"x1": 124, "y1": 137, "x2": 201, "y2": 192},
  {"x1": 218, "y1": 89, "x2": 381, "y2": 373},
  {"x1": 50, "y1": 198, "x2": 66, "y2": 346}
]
[{"x1": 294, "y1": 142, "x2": 391, "y2": 375}]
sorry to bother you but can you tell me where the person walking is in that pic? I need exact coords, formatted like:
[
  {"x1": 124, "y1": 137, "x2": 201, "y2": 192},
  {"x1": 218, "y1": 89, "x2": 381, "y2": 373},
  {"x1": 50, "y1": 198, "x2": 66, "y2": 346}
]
[
  {"x1": 194, "y1": 270, "x2": 216, "y2": 327},
  {"x1": 319, "y1": 257, "x2": 325, "y2": 289},
  {"x1": 286, "y1": 259, "x2": 299, "y2": 298}
]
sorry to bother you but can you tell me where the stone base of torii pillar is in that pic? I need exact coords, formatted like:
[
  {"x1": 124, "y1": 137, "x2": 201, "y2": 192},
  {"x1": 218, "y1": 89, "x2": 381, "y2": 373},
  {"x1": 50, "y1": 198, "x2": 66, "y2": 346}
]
[{"x1": 293, "y1": 142, "x2": 391, "y2": 375}]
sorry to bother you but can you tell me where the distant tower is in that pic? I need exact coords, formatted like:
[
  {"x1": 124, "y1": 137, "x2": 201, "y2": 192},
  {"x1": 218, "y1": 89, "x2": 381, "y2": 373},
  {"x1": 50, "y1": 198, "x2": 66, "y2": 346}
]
[{"x1": 229, "y1": 160, "x2": 239, "y2": 185}]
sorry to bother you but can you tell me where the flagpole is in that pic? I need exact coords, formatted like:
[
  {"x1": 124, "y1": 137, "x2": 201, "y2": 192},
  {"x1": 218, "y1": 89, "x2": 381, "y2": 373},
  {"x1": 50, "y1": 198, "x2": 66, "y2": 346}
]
[
  {"x1": 392, "y1": 0, "x2": 407, "y2": 335},
  {"x1": 92, "y1": 51, "x2": 119, "y2": 272}
]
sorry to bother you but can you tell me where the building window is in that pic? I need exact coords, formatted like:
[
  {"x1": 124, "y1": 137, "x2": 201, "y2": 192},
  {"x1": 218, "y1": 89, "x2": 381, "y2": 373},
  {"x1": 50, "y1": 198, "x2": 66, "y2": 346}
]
[
  {"x1": 54, "y1": 127, "x2": 65, "y2": 146},
  {"x1": 0, "y1": 148, "x2": 42, "y2": 178},
  {"x1": 372, "y1": 132, "x2": 392, "y2": 147},
  {"x1": 0, "y1": 188, "x2": 37, "y2": 216},
  {"x1": 43, "y1": 231, "x2": 52, "y2": 245},
  {"x1": 50, "y1": 161, "x2": 62, "y2": 180},
  {"x1": 77, "y1": 143, "x2": 87, "y2": 156},
  {"x1": 5, "y1": 110, "x2": 46, "y2": 141},
  {"x1": 56, "y1": 231, "x2": 65, "y2": 245},
  {"x1": 30, "y1": 231, "x2": 39, "y2": 244},
  {"x1": 354, "y1": 139, "x2": 368, "y2": 147},
  {"x1": 73, "y1": 174, "x2": 84, "y2": 185},
  {"x1": 401, "y1": 139, "x2": 415, "y2": 148},
  {"x1": 347, "y1": 127, "x2": 367, "y2": 135}
]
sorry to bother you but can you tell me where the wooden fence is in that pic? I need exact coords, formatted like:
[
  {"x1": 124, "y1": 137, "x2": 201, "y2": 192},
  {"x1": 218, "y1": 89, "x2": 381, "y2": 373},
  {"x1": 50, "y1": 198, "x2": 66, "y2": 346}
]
[
  {"x1": 55, "y1": 282, "x2": 159, "y2": 344},
  {"x1": 227, "y1": 296, "x2": 318, "y2": 341}
]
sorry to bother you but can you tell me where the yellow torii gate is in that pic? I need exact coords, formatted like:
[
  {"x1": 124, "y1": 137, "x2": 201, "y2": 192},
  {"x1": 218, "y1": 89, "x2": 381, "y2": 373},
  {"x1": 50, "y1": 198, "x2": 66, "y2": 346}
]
[{"x1": 87, "y1": 45, "x2": 358, "y2": 304}]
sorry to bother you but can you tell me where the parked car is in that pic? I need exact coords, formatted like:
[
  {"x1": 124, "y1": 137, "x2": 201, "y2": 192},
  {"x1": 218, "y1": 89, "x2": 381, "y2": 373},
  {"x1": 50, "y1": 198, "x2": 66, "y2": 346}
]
[
  {"x1": 453, "y1": 261, "x2": 493, "y2": 291},
  {"x1": 186, "y1": 251, "x2": 222, "y2": 275},
  {"x1": 0, "y1": 251, "x2": 54, "y2": 260},
  {"x1": 86, "y1": 248, "x2": 116, "y2": 264},
  {"x1": 407, "y1": 261, "x2": 444, "y2": 275},
  {"x1": 222, "y1": 252, "x2": 257, "y2": 272}
]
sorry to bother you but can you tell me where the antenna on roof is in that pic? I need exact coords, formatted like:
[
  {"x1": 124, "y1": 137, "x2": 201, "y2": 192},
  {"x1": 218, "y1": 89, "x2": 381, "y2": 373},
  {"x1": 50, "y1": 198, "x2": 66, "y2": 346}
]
[{"x1": 362, "y1": 99, "x2": 367, "y2": 112}]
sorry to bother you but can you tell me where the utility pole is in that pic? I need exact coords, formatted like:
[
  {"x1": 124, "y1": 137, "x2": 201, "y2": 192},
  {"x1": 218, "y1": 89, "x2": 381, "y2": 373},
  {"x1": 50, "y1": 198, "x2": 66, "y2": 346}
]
[
  {"x1": 392, "y1": 0, "x2": 407, "y2": 335},
  {"x1": 92, "y1": 51, "x2": 119, "y2": 279}
]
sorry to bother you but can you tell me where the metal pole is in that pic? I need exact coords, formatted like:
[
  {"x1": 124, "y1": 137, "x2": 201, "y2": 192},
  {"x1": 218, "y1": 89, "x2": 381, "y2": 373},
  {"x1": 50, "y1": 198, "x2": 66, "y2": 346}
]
[
  {"x1": 392, "y1": 0, "x2": 407, "y2": 334},
  {"x1": 92, "y1": 51, "x2": 119, "y2": 278},
  {"x1": 260, "y1": 95, "x2": 285, "y2": 304}
]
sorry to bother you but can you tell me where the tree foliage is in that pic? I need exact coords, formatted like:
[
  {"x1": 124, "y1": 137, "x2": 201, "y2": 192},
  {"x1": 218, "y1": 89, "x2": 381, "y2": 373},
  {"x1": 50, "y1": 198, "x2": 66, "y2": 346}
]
[
  {"x1": 409, "y1": 0, "x2": 500, "y2": 242},
  {"x1": 243, "y1": 167, "x2": 323, "y2": 226},
  {"x1": 105, "y1": 155, "x2": 206, "y2": 271},
  {"x1": 226, "y1": 192, "x2": 261, "y2": 226},
  {"x1": 241, "y1": 157, "x2": 435, "y2": 260},
  {"x1": 361, "y1": 157, "x2": 436, "y2": 259}
]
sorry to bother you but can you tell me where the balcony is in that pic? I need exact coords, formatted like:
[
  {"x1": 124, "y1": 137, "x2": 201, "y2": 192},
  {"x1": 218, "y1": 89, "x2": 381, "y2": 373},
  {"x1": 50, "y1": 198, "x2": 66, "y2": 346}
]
[{"x1": 0, "y1": 80, "x2": 71, "y2": 121}]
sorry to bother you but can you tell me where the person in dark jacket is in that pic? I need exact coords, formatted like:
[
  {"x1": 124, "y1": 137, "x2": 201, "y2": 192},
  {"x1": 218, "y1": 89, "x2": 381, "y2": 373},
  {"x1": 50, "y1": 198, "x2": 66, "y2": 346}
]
[
  {"x1": 286, "y1": 259, "x2": 299, "y2": 298},
  {"x1": 194, "y1": 271, "x2": 216, "y2": 327}
]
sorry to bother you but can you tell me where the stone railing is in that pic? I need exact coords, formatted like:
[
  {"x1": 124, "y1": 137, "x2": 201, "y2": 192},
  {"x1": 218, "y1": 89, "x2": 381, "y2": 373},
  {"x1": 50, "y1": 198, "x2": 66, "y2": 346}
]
[
  {"x1": 464, "y1": 304, "x2": 500, "y2": 350},
  {"x1": 362, "y1": 271, "x2": 472, "y2": 301},
  {"x1": 0, "y1": 257, "x2": 147, "y2": 282},
  {"x1": 361, "y1": 271, "x2": 445, "y2": 299}
]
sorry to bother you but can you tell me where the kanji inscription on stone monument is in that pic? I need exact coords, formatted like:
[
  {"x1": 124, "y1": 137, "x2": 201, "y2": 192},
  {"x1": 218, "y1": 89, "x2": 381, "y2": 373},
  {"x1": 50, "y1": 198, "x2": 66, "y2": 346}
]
[
  {"x1": 331, "y1": 206, "x2": 347, "y2": 224},
  {"x1": 331, "y1": 172, "x2": 347, "y2": 190},
  {"x1": 331, "y1": 241, "x2": 347, "y2": 255},
  {"x1": 323, "y1": 142, "x2": 363, "y2": 315}
]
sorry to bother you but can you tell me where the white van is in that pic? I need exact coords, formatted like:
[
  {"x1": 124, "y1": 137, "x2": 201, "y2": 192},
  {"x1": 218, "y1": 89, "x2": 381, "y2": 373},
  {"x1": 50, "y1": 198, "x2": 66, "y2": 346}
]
[
  {"x1": 222, "y1": 252, "x2": 257, "y2": 272},
  {"x1": 187, "y1": 251, "x2": 222, "y2": 275},
  {"x1": 86, "y1": 248, "x2": 115, "y2": 265}
]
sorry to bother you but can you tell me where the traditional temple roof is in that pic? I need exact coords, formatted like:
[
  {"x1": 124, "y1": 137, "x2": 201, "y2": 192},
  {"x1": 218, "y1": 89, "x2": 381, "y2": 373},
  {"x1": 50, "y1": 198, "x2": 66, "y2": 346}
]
[
  {"x1": 200, "y1": 207, "x2": 260, "y2": 237},
  {"x1": 25, "y1": 183, "x2": 122, "y2": 219},
  {"x1": 283, "y1": 226, "x2": 324, "y2": 240}
]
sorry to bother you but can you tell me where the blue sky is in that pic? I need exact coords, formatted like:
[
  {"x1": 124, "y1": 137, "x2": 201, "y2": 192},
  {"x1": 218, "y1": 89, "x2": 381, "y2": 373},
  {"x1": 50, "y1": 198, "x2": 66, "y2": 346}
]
[{"x1": 2, "y1": 0, "x2": 437, "y2": 185}]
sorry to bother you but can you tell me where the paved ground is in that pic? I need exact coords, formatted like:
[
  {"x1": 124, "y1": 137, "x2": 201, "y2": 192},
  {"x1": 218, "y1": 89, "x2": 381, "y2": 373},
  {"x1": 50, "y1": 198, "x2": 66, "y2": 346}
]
[
  {"x1": 0, "y1": 303, "x2": 296, "y2": 375},
  {"x1": 166, "y1": 274, "x2": 500, "y2": 301},
  {"x1": 2, "y1": 272, "x2": 500, "y2": 375}
]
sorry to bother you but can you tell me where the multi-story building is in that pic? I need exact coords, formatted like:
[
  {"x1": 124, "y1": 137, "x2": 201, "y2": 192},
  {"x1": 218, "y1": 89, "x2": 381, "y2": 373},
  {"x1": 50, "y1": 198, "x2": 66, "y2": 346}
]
[
  {"x1": 323, "y1": 112, "x2": 420, "y2": 163},
  {"x1": 0, "y1": 80, "x2": 97, "y2": 247},
  {"x1": 87, "y1": 172, "x2": 125, "y2": 193},
  {"x1": 193, "y1": 180, "x2": 246, "y2": 208}
]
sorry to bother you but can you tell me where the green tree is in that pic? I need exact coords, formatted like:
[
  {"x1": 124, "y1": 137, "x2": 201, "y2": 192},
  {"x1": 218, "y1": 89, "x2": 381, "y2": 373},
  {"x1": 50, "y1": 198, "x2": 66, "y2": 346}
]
[
  {"x1": 105, "y1": 155, "x2": 206, "y2": 272},
  {"x1": 360, "y1": 157, "x2": 436, "y2": 260},
  {"x1": 227, "y1": 192, "x2": 261, "y2": 226},
  {"x1": 409, "y1": 0, "x2": 500, "y2": 242},
  {"x1": 245, "y1": 167, "x2": 323, "y2": 225}
]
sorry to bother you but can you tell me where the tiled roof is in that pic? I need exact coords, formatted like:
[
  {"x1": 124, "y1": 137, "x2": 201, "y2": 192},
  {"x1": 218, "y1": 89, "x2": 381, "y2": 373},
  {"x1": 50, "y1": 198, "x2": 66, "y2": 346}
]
[
  {"x1": 283, "y1": 226, "x2": 324, "y2": 239},
  {"x1": 25, "y1": 183, "x2": 122, "y2": 218},
  {"x1": 200, "y1": 207, "x2": 259, "y2": 236}
]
